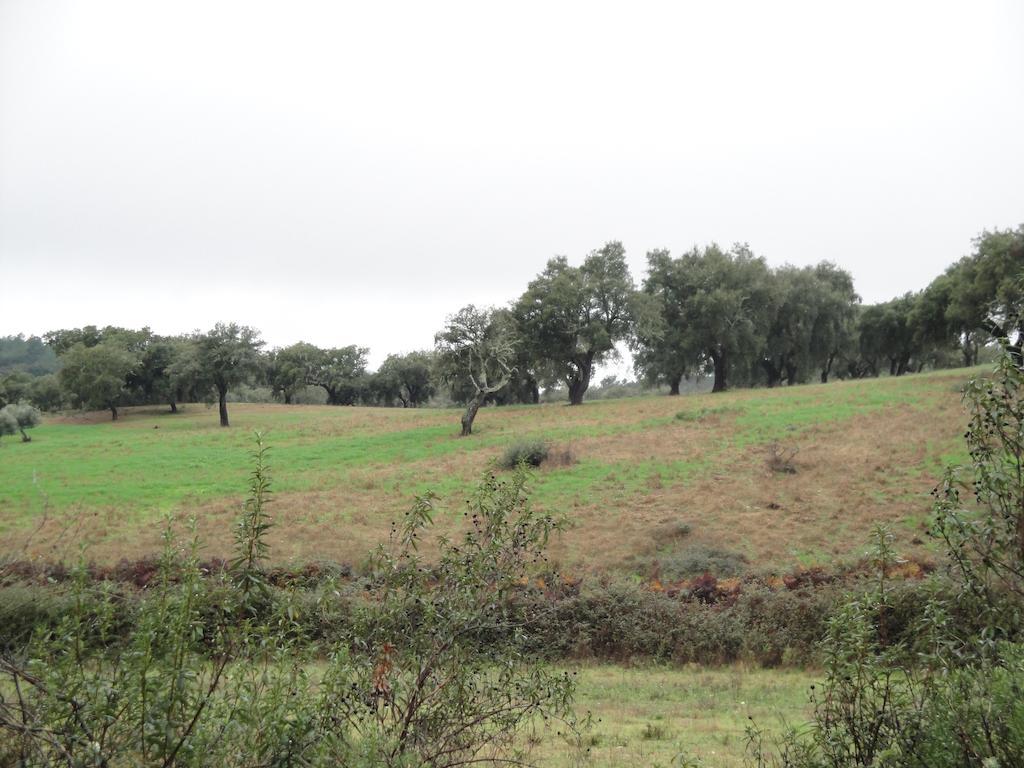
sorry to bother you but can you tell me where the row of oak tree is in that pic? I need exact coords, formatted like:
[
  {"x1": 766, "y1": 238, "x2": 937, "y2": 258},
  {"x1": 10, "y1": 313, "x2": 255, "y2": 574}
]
[{"x1": 1, "y1": 225, "x2": 1021, "y2": 434}]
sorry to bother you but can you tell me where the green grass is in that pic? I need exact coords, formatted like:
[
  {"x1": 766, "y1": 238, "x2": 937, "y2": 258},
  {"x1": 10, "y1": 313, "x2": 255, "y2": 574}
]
[
  {"x1": 0, "y1": 366, "x2": 981, "y2": 568},
  {"x1": 532, "y1": 664, "x2": 817, "y2": 767},
  {"x1": 0, "y1": 371, "x2": 981, "y2": 764}
]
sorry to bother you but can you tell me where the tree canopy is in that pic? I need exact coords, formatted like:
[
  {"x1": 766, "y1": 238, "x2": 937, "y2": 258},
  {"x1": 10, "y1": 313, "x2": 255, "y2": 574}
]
[
  {"x1": 515, "y1": 241, "x2": 635, "y2": 404},
  {"x1": 435, "y1": 306, "x2": 517, "y2": 435},
  {"x1": 857, "y1": 294, "x2": 922, "y2": 377},
  {"x1": 3, "y1": 225, "x2": 1021, "y2": 420},
  {"x1": 192, "y1": 323, "x2": 265, "y2": 427},
  {"x1": 631, "y1": 249, "x2": 696, "y2": 395},
  {"x1": 57, "y1": 341, "x2": 138, "y2": 420},
  {"x1": 375, "y1": 351, "x2": 436, "y2": 408},
  {"x1": 0, "y1": 335, "x2": 58, "y2": 376},
  {"x1": 633, "y1": 244, "x2": 776, "y2": 392},
  {"x1": 308, "y1": 345, "x2": 369, "y2": 406},
  {"x1": 266, "y1": 343, "x2": 315, "y2": 405},
  {"x1": 0, "y1": 408, "x2": 18, "y2": 444},
  {"x1": 1, "y1": 403, "x2": 41, "y2": 442}
]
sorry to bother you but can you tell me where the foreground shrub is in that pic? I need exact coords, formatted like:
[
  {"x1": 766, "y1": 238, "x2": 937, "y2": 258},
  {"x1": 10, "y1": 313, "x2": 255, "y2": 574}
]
[
  {"x1": 498, "y1": 438, "x2": 550, "y2": 468},
  {"x1": 751, "y1": 351, "x2": 1024, "y2": 767},
  {"x1": 0, "y1": 437, "x2": 581, "y2": 767},
  {"x1": 0, "y1": 585, "x2": 81, "y2": 653},
  {"x1": 512, "y1": 578, "x2": 837, "y2": 666}
]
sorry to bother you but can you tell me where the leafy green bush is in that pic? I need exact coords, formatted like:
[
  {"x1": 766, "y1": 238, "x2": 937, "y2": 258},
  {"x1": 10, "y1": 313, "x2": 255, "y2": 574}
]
[
  {"x1": 657, "y1": 544, "x2": 748, "y2": 580},
  {"x1": 0, "y1": 439, "x2": 582, "y2": 767},
  {"x1": 498, "y1": 438, "x2": 550, "y2": 468},
  {"x1": 750, "y1": 352, "x2": 1024, "y2": 767},
  {"x1": 0, "y1": 586, "x2": 79, "y2": 653},
  {"x1": 514, "y1": 577, "x2": 837, "y2": 666}
]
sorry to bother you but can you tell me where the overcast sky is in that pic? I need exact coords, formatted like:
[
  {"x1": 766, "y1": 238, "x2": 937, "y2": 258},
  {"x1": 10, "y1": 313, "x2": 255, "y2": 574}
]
[{"x1": 2, "y1": 1, "x2": 1023, "y2": 371}]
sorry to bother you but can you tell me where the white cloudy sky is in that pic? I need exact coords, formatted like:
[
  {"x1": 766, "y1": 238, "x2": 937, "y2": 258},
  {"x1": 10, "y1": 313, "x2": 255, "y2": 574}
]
[{"x1": 1, "y1": 0, "x2": 1023, "y2": 370}]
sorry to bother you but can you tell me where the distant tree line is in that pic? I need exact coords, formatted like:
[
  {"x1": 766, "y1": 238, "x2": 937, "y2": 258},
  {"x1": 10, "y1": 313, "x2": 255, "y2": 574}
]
[{"x1": 0, "y1": 225, "x2": 1020, "y2": 432}]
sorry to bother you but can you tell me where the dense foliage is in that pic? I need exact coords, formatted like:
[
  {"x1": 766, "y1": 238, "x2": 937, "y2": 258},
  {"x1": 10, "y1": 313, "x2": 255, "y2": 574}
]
[
  {"x1": 0, "y1": 403, "x2": 40, "y2": 442},
  {"x1": 0, "y1": 450, "x2": 581, "y2": 767},
  {"x1": 514, "y1": 241, "x2": 636, "y2": 404},
  {"x1": 750, "y1": 350, "x2": 1024, "y2": 767},
  {"x1": 434, "y1": 305, "x2": 517, "y2": 435},
  {"x1": 1, "y1": 227, "x2": 1020, "y2": 435},
  {"x1": 0, "y1": 335, "x2": 58, "y2": 377}
]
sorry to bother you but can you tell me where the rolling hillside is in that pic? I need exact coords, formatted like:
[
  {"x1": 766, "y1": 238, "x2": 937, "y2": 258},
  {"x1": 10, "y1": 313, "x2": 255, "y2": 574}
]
[{"x1": 0, "y1": 368, "x2": 978, "y2": 573}]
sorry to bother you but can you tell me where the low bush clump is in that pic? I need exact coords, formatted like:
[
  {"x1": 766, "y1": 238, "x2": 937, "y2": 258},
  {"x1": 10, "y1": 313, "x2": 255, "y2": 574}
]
[
  {"x1": 0, "y1": 585, "x2": 82, "y2": 653},
  {"x1": 498, "y1": 438, "x2": 550, "y2": 468},
  {"x1": 657, "y1": 544, "x2": 749, "y2": 580},
  {"x1": 517, "y1": 577, "x2": 839, "y2": 665}
]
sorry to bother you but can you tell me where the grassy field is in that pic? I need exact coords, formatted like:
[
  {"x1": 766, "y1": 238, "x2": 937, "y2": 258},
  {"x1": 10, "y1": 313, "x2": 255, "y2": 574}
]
[
  {"x1": 0, "y1": 371, "x2": 975, "y2": 767},
  {"x1": 531, "y1": 665, "x2": 816, "y2": 767},
  {"x1": 0, "y1": 368, "x2": 977, "y2": 573},
  {"x1": 280, "y1": 663, "x2": 816, "y2": 767}
]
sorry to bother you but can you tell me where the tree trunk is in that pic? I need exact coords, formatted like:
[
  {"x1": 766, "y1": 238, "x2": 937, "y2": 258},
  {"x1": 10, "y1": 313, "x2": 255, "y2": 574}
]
[
  {"x1": 19, "y1": 428, "x2": 30, "y2": 443},
  {"x1": 169, "y1": 400, "x2": 178, "y2": 414},
  {"x1": 284, "y1": 393, "x2": 292, "y2": 405},
  {"x1": 962, "y1": 336, "x2": 977, "y2": 367},
  {"x1": 785, "y1": 362, "x2": 798, "y2": 386},
  {"x1": 711, "y1": 350, "x2": 727, "y2": 393},
  {"x1": 460, "y1": 394, "x2": 484, "y2": 436},
  {"x1": 762, "y1": 359, "x2": 781, "y2": 388},
  {"x1": 530, "y1": 379, "x2": 540, "y2": 405},
  {"x1": 668, "y1": 374, "x2": 682, "y2": 396},
  {"x1": 218, "y1": 386, "x2": 229, "y2": 427},
  {"x1": 567, "y1": 354, "x2": 594, "y2": 405},
  {"x1": 889, "y1": 358, "x2": 898, "y2": 377},
  {"x1": 567, "y1": 378, "x2": 585, "y2": 405},
  {"x1": 111, "y1": 405, "x2": 119, "y2": 421},
  {"x1": 821, "y1": 353, "x2": 836, "y2": 383}
]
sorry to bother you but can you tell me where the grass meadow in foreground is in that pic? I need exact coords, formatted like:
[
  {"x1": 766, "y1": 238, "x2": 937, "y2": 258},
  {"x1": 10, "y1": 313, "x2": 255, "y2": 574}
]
[
  {"x1": 532, "y1": 665, "x2": 816, "y2": 767},
  {"x1": 0, "y1": 367, "x2": 977, "y2": 573}
]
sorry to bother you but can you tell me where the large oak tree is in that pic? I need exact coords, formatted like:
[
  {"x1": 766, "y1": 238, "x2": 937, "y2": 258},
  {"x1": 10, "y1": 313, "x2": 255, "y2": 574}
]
[
  {"x1": 632, "y1": 249, "x2": 698, "y2": 395},
  {"x1": 192, "y1": 323, "x2": 264, "y2": 427},
  {"x1": 515, "y1": 241, "x2": 635, "y2": 405},
  {"x1": 375, "y1": 350, "x2": 436, "y2": 407},
  {"x1": 57, "y1": 341, "x2": 138, "y2": 420}
]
